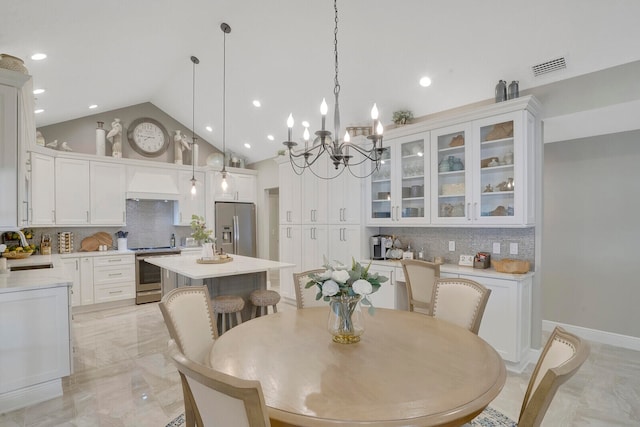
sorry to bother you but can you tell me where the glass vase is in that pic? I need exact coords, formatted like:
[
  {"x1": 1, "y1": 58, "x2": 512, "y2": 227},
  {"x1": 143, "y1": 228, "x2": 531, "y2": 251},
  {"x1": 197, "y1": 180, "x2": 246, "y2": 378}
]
[{"x1": 327, "y1": 295, "x2": 364, "y2": 344}]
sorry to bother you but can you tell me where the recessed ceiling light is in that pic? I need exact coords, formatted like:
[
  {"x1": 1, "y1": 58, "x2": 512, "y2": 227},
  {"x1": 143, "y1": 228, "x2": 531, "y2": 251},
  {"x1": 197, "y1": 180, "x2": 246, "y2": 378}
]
[
  {"x1": 252, "y1": 100, "x2": 261, "y2": 107},
  {"x1": 244, "y1": 143, "x2": 251, "y2": 149},
  {"x1": 419, "y1": 76, "x2": 432, "y2": 87},
  {"x1": 267, "y1": 135, "x2": 275, "y2": 141},
  {"x1": 301, "y1": 120, "x2": 310, "y2": 128},
  {"x1": 33, "y1": 88, "x2": 45, "y2": 95},
  {"x1": 34, "y1": 109, "x2": 44, "y2": 114},
  {"x1": 31, "y1": 53, "x2": 47, "y2": 61},
  {"x1": 89, "y1": 104, "x2": 98, "y2": 109},
  {"x1": 205, "y1": 126, "x2": 213, "y2": 132}
]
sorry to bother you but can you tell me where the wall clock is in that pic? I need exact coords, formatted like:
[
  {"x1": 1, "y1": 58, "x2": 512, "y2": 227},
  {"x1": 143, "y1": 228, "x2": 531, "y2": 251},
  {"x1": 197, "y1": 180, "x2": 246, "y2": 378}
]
[{"x1": 127, "y1": 118, "x2": 170, "y2": 157}]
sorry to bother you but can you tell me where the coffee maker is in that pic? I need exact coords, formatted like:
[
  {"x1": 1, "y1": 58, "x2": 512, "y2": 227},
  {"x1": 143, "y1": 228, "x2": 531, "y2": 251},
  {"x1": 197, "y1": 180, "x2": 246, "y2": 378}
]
[{"x1": 371, "y1": 235, "x2": 393, "y2": 260}]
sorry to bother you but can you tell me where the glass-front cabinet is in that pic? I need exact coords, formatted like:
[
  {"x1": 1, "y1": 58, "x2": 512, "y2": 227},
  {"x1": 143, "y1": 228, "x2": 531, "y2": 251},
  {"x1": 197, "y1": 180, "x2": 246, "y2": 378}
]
[
  {"x1": 367, "y1": 132, "x2": 429, "y2": 225},
  {"x1": 431, "y1": 110, "x2": 532, "y2": 226}
]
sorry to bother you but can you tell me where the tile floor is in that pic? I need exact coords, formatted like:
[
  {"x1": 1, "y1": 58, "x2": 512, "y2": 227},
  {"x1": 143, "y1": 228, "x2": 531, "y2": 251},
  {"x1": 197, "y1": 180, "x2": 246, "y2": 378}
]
[{"x1": 1, "y1": 292, "x2": 639, "y2": 426}]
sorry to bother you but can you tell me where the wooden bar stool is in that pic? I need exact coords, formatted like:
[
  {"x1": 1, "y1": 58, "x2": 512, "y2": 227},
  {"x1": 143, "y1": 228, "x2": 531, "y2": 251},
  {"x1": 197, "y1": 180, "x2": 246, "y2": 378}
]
[
  {"x1": 211, "y1": 295, "x2": 244, "y2": 333},
  {"x1": 249, "y1": 289, "x2": 281, "y2": 319}
]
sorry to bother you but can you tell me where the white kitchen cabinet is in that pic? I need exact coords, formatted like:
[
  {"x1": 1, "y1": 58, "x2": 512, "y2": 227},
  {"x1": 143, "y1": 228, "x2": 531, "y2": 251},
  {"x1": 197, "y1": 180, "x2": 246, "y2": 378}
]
[
  {"x1": 431, "y1": 110, "x2": 535, "y2": 226},
  {"x1": 301, "y1": 156, "x2": 328, "y2": 224},
  {"x1": 60, "y1": 257, "x2": 81, "y2": 307},
  {"x1": 366, "y1": 264, "x2": 396, "y2": 309},
  {"x1": 301, "y1": 224, "x2": 328, "y2": 271},
  {"x1": 212, "y1": 172, "x2": 257, "y2": 203},
  {"x1": 93, "y1": 254, "x2": 135, "y2": 303},
  {"x1": 29, "y1": 152, "x2": 56, "y2": 225},
  {"x1": 55, "y1": 157, "x2": 90, "y2": 225},
  {"x1": 80, "y1": 257, "x2": 94, "y2": 305},
  {"x1": 366, "y1": 132, "x2": 430, "y2": 225},
  {"x1": 0, "y1": 285, "x2": 71, "y2": 412},
  {"x1": 327, "y1": 161, "x2": 362, "y2": 224},
  {"x1": 327, "y1": 225, "x2": 361, "y2": 267},
  {"x1": 174, "y1": 170, "x2": 206, "y2": 225},
  {"x1": 278, "y1": 162, "x2": 301, "y2": 224},
  {"x1": 90, "y1": 162, "x2": 125, "y2": 225},
  {"x1": 440, "y1": 267, "x2": 533, "y2": 367},
  {"x1": 279, "y1": 224, "x2": 302, "y2": 301}
]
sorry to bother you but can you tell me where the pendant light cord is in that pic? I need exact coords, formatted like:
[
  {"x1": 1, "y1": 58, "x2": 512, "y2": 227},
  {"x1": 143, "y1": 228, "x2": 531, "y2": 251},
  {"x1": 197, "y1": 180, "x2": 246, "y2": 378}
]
[
  {"x1": 221, "y1": 23, "x2": 231, "y2": 173},
  {"x1": 190, "y1": 55, "x2": 199, "y2": 181}
]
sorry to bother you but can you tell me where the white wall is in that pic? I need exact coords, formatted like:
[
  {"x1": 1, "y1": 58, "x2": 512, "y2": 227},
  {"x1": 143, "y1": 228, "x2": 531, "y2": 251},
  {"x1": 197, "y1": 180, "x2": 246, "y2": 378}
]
[
  {"x1": 248, "y1": 158, "x2": 279, "y2": 260},
  {"x1": 542, "y1": 130, "x2": 640, "y2": 338}
]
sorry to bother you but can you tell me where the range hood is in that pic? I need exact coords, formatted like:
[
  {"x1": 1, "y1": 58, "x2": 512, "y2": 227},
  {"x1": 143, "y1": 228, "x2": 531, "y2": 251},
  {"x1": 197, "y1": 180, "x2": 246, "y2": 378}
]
[{"x1": 126, "y1": 168, "x2": 181, "y2": 200}]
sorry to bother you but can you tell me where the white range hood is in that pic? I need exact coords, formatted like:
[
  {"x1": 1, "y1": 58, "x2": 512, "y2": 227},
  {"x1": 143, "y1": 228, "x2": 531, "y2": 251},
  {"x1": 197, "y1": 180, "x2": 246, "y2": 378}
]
[{"x1": 125, "y1": 166, "x2": 180, "y2": 200}]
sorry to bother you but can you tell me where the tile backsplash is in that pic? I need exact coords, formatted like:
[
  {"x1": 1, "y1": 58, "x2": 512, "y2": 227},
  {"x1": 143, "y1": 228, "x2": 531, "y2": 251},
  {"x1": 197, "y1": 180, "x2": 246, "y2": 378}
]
[{"x1": 379, "y1": 226, "x2": 535, "y2": 268}]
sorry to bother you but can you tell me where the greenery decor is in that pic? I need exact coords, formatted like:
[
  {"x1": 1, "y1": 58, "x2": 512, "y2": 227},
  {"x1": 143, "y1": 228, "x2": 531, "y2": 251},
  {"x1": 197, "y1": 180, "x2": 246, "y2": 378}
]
[{"x1": 392, "y1": 110, "x2": 414, "y2": 125}]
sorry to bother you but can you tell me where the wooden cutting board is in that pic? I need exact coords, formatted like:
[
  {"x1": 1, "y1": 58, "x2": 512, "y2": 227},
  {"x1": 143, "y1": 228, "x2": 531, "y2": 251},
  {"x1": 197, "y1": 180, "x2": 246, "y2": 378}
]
[
  {"x1": 94, "y1": 232, "x2": 113, "y2": 249},
  {"x1": 80, "y1": 235, "x2": 100, "y2": 252}
]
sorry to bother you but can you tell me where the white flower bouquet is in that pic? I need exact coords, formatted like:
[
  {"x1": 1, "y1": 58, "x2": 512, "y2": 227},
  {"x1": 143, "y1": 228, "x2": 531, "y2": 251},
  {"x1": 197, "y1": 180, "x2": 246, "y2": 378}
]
[{"x1": 306, "y1": 256, "x2": 388, "y2": 314}]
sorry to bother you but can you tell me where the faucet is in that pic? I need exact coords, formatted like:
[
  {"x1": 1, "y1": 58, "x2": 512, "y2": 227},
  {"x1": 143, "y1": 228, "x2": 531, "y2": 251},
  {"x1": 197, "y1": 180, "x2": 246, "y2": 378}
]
[{"x1": 2, "y1": 230, "x2": 28, "y2": 247}]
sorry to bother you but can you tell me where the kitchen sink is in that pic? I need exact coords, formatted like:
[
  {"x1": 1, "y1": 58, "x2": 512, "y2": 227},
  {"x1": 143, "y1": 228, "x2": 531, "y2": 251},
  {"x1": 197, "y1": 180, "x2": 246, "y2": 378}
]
[{"x1": 10, "y1": 263, "x2": 54, "y2": 271}]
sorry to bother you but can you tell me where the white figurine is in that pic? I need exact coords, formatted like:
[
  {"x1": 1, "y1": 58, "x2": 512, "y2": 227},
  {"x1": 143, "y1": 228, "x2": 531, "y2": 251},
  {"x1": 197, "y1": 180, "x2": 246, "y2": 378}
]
[
  {"x1": 36, "y1": 130, "x2": 45, "y2": 147},
  {"x1": 174, "y1": 130, "x2": 191, "y2": 164},
  {"x1": 45, "y1": 139, "x2": 58, "y2": 149},
  {"x1": 107, "y1": 118, "x2": 123, "y2": 158},
  {"x1": 60, "y1": 141, "x2": 72, "y2": 152}
]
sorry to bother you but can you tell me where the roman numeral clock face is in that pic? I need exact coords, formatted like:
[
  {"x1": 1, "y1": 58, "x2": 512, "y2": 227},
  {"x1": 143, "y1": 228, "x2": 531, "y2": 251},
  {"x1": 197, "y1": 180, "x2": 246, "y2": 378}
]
[{"x1": 127, "y1": 118, "x2": 170, "y2": 157}]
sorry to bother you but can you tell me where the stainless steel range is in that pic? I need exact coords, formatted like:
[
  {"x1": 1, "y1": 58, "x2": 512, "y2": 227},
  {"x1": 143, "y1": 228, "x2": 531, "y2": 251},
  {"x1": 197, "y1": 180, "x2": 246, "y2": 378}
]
[{"x1": 133, "y1": 247, "x2": 181, "y2": 304}]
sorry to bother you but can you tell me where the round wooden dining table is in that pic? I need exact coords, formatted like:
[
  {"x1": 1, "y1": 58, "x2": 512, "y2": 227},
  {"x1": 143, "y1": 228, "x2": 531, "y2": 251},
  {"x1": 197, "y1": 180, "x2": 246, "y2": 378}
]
[{"x1": 208, "y1": 307, "x2": 506, "y2": 427}]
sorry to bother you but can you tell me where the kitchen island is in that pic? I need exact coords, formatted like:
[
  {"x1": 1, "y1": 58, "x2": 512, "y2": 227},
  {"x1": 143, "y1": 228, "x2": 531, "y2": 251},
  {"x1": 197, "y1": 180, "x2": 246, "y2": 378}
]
[
  {"x1": 0, "y1": 264, "x2": 72, "y2": 413},
  {"x1": 145, "y1": 253, "x2": 294, "y2": 320}
]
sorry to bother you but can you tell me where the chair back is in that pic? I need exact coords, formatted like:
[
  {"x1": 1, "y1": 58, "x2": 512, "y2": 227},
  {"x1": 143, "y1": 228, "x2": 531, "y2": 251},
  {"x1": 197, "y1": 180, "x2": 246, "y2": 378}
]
[
  {"x1": 293, "y1": 269, "x2": 327, "y2": 309},
  {"x1": 430, "y1": 278, "x2": 491, "y2": 334},
  {"x1": 400, "y1": 259, "x2": 440, "y2": 314},
  {"x1": 518, "y1": 327, "x2": 590, "y2": 426},
  {"x1": 159, "y1": 286, "x2": 218, "y2": 365},
  {"x1": 170, "y1": 341, "x2": 271, "y2": 427}
]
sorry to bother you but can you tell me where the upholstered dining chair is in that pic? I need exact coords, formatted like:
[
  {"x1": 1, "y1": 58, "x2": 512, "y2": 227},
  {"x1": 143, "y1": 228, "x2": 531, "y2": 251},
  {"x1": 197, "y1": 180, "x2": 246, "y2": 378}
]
[
  {"x1": 169, "y1": 340, "x2": 271, "y2": 427},
  {"x1": 400, "y1": 259, "x2": 440, "y2": 314},
  {"x1": 160, "y1": 286, "x2": 219, "y2": 427},
  {"x1": 430, "y1": 278, "x2": 491, "y2": 334},
  {"x1": 292, "y1": 269, "x2": 327, "y2": 309},
  {"x1": 468, "y1": 326, "x2": 590, "y2": 427}
]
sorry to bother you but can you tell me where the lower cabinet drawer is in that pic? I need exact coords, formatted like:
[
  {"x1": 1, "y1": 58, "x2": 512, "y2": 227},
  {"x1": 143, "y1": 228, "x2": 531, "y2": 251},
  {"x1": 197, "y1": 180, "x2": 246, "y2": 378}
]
[
  {"x1": 94, "y1": 283, "x2": 135, "y2": 303},
  {"x1": 94, "y1": 265, "x2": 135, "y2": 286}
]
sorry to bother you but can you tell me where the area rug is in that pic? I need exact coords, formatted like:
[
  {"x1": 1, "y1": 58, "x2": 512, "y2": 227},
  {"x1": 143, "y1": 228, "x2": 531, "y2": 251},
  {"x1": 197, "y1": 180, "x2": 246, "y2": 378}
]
[
  {"x1": 469, "y1": 406, "x2": 517, "y2": 427},
  {"x1": 165, "y1": 407, "x2": 515, "y2": 427},
  {"x1": 166, "y1": 413, "x2": 184, "y2": 427}
]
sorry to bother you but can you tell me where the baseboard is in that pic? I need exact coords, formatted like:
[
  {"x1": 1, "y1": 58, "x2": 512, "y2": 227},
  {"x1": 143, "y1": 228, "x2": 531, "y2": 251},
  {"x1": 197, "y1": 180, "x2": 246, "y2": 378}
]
[
  {"x1": 0, "y1": 379, "x2": 62, "y2": 413},
  {"x1": 542, "y1": 320, "x2": 640, "y2": 351}
]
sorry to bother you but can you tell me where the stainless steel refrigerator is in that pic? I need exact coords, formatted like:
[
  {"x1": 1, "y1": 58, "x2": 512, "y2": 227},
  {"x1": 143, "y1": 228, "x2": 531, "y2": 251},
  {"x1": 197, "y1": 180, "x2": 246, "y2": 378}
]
[{"x1": 214, "y1": 202, "x2": 257, "y2": 257}]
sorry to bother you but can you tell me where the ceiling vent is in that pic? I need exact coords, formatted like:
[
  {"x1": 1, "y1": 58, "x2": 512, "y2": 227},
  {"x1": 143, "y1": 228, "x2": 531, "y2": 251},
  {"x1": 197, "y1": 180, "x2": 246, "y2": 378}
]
[{"x1": 532, "y1": 57, "x2": 567, "y2": 77}]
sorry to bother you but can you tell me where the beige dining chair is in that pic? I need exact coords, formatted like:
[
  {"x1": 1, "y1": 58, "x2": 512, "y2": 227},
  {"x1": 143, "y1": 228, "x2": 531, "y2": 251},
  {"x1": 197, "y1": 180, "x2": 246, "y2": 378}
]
[
  {"x1": 160, "y1": 286, "x2": 219, "y2": 427},
  {"x1": 400, "y1": 259, "x2": 440, "y2": 314},
  {"x1": 293, "y1": 269, "x2": 327, "y2": 309},
  {"x1": 430, "y1": 278, "x2": 491, "y2": 334},
  {"x1": 468, "y1": 326, "x2": 590, "y2": 427},
  {"x1": 170, "y1": 340, "x2": 271, "y2": 427}
]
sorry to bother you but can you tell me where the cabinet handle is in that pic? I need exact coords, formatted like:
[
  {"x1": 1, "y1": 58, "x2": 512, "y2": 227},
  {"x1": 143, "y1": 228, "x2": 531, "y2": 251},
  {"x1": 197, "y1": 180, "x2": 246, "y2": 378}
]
[
  {"x1": 52, "y1": 210, "x2": 56, "y2": 223},
  {"x1": 108, "y1": 258, "x2": 123, "y2": 263},
  {"x1": 75, "y1": 259, "x2": 79, "y2": 270},
  {"x1": 474, "y1": 202, "x2": 478, "y2": 220},
  {"x1": 22, "y1": 201, "x2": 29, "y2": 224},
  {"x1": 287, "y1": 227, "x2": 291, "y2": 238},
  {"x1": 86, "y1": 211, "x2": 90, "y2": 222},
  {"x1": 467, "y1": 203, "x2": 471, "y2": 221},
  {"x1": 108, "y1": 272, "x2": 123, "y2": 277},
  {"x1": 109, "y1": 290, "x2": 123, "y2": 294}
]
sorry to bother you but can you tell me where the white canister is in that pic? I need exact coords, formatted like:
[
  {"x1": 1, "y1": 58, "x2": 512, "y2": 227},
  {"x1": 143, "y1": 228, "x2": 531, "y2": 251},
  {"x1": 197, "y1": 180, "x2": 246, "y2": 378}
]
[
  {"x1": 117, "y1": 238, "x2": 127, "y2": 251},
  {"x1": 96, "y1": 121, "x2": 106, "y2": 156}
]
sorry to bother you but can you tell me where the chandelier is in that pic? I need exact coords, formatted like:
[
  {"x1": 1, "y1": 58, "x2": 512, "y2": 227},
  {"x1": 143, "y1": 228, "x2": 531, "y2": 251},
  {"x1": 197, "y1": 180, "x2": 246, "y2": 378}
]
[{"x1": 282, "y1": 0, "x2": 386, "y2": 178}]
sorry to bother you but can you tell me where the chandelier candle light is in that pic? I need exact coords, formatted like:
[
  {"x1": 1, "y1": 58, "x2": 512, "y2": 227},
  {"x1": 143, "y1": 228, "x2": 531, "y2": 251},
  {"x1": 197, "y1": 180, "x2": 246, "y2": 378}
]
[{"x1": 282, "y1": 0, "x2": 387, "y2": 179}]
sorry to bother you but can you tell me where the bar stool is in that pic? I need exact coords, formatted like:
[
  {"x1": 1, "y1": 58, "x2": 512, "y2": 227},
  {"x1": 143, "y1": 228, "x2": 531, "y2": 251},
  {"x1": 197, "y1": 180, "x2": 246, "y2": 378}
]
[
  {"x1": 211, "y1": 295, "x2": 244, "y2": 333},
  {"x1": 249, "y1": 289, "x2": 281, "y2": 319}
]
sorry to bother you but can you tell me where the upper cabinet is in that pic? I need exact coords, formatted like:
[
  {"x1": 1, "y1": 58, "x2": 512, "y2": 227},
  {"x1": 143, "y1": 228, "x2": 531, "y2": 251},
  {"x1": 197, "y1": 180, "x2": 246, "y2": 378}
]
[
  {"x1": 211, "y1": 172, "x2": 257, "y2": 203},
  {"x1": 366, "y1": 95, "x2": 540, "y2": 227},
  {"x1": 366, "y1": 132, "x2": 430, "y2": 225},
  {"x1": 279, "y1": 161, "x2": 301, "y2": 224},
  {"x1": 29, "y1": 152, "x2": 56, "y2": 226},
  {"x1": 431, "y1": 110, "x2": 534, "y2": 226}
]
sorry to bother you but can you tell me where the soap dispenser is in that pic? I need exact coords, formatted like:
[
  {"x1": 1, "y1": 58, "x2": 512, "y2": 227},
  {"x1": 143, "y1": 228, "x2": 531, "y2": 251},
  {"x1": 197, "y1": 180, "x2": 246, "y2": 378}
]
[{"x1": 170, "y1": 233, "x2": 176, "y2": 247}]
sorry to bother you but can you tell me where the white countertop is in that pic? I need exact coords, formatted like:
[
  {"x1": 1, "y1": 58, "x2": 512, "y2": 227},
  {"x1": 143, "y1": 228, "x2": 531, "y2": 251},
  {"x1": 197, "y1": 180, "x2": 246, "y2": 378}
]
[
  {"x1": 0, "y1": 255, "x2": 72, "y2": 294},
  {"x1": 366, "y1": 259, "x2": 535, "y2": 280},
  {"x1": 145, "y1": 253, "x2": 295, "y2": 280}
]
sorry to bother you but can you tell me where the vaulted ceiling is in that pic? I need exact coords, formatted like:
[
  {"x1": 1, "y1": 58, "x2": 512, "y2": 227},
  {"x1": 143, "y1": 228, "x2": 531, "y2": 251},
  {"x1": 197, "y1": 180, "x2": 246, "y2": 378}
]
[{"x1": 4, "y1": 0, "x2": 640, "y2": 164}]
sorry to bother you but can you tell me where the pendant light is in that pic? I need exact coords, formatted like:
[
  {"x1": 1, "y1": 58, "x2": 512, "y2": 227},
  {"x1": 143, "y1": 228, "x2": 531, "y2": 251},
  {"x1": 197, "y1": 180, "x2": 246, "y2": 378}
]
[
  {"x1": 215, "y1": 22, "x2": 235, "y2": 198},
  {"x1": 190, "y1": 55, "x2": 199, "y2": 196}
]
